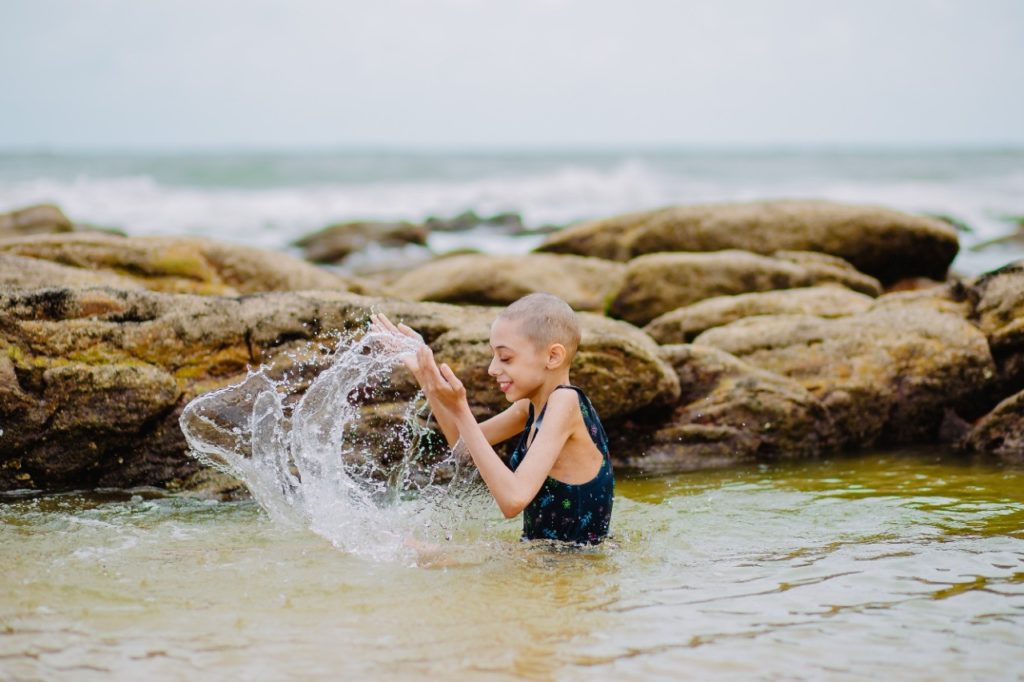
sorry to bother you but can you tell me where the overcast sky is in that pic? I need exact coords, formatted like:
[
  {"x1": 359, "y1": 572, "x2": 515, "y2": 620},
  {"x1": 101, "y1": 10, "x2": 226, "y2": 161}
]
[{"x1": 1, "y1": 0, "x2": 1022, "y2": 150}]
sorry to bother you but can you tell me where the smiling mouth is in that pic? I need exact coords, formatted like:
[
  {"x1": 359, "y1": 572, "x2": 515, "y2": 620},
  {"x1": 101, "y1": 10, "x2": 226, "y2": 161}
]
[{"x1": 498, "y1": 381, "x2": 512, "y2": 392}]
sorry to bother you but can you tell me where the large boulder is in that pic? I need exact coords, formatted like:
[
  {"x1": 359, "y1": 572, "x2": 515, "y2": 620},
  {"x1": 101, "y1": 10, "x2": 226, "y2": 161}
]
[
  {"x1": 958, "y1": 388, "x2": 1024, "y2": 464},
  {"x1": 608, "y1": 249, "x2": 881, "y2": 326},
  {"x1": 644, "y1": 284, "x2": 874, "y2": 344},
  {"x1": 292, "y1": 220, "x2": 429, "y2": 263},
  {"x1": 0, "y1": 204, "x2": 73, "y2": 237},
  {"x1": 692, "y1": 291, "x2": 996, "y2": 448},
  {"x1": 537, "y1": 199, "x2": 959, "y2": 283},
  {"x1": 0, "y1": 286, "x2": 679, "y2": 493},
  {"x1": 388, "y1": 252, "x2": 626, "y2": 312},
  {"x1": 612, "y1": 344, "x2": 835, "y2": 473},
  {"x1": 0, "y1": 232, "x2": 380, "y2": 296}
]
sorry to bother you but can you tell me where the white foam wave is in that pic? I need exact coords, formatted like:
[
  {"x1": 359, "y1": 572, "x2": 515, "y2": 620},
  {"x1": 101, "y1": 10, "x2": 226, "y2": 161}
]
[{"x1": 2, "y1": 156, "x2": 1023, "y2": 272}]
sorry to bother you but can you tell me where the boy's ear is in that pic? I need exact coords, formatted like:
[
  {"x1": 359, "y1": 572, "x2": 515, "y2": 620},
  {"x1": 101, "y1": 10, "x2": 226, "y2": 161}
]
[{"x1": 545, "y1": 343, "x2": 567, "y2": 369}]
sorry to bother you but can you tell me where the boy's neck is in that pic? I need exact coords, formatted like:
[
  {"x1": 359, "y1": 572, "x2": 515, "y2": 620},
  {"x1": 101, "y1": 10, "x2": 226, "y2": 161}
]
[{"x1": 527, "y1": 369, "x2": 572, "y2": 416}]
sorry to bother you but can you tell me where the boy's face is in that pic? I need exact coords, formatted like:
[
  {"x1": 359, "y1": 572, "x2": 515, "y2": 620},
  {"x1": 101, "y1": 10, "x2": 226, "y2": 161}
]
[{"x1": 488, "y1": 317, "x2": 551, "y2": 403}]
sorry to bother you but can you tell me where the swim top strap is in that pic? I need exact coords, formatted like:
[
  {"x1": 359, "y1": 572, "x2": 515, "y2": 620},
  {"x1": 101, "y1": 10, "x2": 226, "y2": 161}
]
[{"x1": 534, "y1": 384, "x2": 583, "y2": 425}]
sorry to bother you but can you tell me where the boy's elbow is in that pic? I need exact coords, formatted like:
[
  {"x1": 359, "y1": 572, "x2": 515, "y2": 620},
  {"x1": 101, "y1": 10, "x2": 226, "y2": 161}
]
[{"x1": 499, "y1": 495, "x2": 528, "y2": 519}]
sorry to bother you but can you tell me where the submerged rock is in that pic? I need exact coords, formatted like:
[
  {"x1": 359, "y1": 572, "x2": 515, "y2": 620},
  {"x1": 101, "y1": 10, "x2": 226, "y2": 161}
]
[
  {"x1": 643, "y1": 284, "x2": 874, "y2": 344},
  {"x1": 0, "y1": 232, "x2": 380, "y2": 296},
  {"x1": 292, "y1": 220, "x2": 429, "y2": 263},
  {"x1": 613, "y1": 344, "x2": 835, "y2": 473},
  {"x1": 537, "y1": 198, "x2": 959, "y2": 283},
  {"x1": 607, "y1": 249, "x2": 881, "y2": 326},
  {"x1": 0, "y1": 286, "x2": 678, "y2": 493},
  {"x1": 692, "y1": 291, "x2": 996, "y2": 449},
  {"x1": 388, "y1": 252, "x2": 626, "y2": 312}
]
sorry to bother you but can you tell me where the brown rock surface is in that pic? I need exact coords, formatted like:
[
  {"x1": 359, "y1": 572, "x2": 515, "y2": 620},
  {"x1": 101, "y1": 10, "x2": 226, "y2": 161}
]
[
  {"x1": 293, "y1": 220, "x2": 429, "y2": 263},
  {"x1": 608, "y1": 249, "x2": 881, "y2": 326},
  {"x1": 958, "y1": 388, "x2": 1024, "y2": 464},
  {"x1": 0, "y1": 253, "x2": 145, "y2": 290},
  {"x1": 0, "y1": 204, "x2": 73, "y2": 237},
  {"x1": 692, "y1": 292, "x2": 995, "y2": 448},
  {"x1": 0, "y1": 287, "x2": 678, "y2": 493},
  {"x1": 537, "y1": 198, "x2": 959, "y2": 283},
  {"x1": 0, "y1": 232, "x2": 380, "y2": 296},
  {"x1": 388, "y1": 252, "x2": 626, "y2": 312},
  {"x1": 961, "y1": 260, "x2": 1024, "y2": 409},
  {"x1": 613, "y1": 344, "x2": 834, "y2": 473},
  {"x1": 644, "y1": 285, "x2": 874, "y2": 344}
]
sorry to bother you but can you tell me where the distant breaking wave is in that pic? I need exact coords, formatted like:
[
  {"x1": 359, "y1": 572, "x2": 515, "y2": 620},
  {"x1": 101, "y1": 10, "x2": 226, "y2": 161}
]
[{"x1": 1, "y1": 151, "x2": 1022, "y2": 274}]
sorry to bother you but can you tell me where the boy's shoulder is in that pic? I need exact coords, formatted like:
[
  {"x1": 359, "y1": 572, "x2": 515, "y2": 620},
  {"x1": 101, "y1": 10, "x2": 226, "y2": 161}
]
[{"x1": 543, "y1": 387, "x2": 584, "y2": 423}]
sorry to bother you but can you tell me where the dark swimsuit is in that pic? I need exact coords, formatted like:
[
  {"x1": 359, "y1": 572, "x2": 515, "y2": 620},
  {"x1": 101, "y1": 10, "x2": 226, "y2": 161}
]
[{"x1": 507, "y1": 384, "x2": 614, "y2": 545}]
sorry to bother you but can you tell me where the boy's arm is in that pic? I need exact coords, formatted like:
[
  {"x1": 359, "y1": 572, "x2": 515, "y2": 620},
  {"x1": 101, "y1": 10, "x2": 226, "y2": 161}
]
[
  {"x1": 478, "y1": 400, "x2": 529, "y2": 446},
  {"x1": 416, "y1": 346, "x2": 575, "y2": 518},
  {"x1": 452, "y1": 389, "x2": 576, "y2": 518},
  {"x1": 427, "y1": 390, "x2": 527, "y2": 449}
]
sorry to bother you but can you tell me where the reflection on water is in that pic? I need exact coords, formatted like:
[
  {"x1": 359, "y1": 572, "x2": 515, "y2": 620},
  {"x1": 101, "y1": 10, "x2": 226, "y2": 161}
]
[{"x1": 2, "y1": 448, "x2": 1023, "y2": 680}]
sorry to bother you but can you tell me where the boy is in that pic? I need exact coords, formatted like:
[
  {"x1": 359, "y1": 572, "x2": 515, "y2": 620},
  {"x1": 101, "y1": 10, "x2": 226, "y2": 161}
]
[{"x1": 371, "y1": 293, "x2": 613, "y2": 545}]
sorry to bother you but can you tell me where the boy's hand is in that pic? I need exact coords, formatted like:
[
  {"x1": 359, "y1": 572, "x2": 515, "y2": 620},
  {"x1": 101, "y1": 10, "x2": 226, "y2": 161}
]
[
  {"x1": 369, "y1": 312, "x2": 425, "y2": 375},
  {"x1": 416, "y1": 345, "x2": 469, "y2": 415}
]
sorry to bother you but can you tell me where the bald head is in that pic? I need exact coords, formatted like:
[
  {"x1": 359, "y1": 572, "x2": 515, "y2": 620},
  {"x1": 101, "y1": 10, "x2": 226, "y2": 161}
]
[{"x1": 495, "y1": 293, "x2": 581, "y2": 363}]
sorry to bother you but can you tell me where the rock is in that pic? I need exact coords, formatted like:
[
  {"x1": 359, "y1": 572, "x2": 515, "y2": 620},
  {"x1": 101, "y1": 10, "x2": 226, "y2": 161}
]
[
  {"x1": 425, "y1": 210, "x2": 519, "y2": 233},
  {"x1": 965, "y1": 261, "x2": 1024, "y2": 353},
  {"x1": 424, "y1": 210, "x2": 558, "y2": 236},
  {"x1": 959, "y1": 388, "x2": 1024, "y2": 464},
  {"x1": 538, "y1": 198, "x2": 959, "y2": 283},
  {"x1": 0, "y1": 253, "x2": 145, "y2": 290},
  {"x1": 611, "y1": 344, "x2": 835, "y2": 473},
  {"x1": 0, "y1": 286, "x2": 678, "y2": 493},
  {"x1": 644, "y1": 285, "x2": 874, "y2": 344},
  {"x1": 0, "y1": 232, "x2": 381, "y2": 296},
  {"x1": 608, "y1": 249, "x2": 881, "y2": 326},
  {"x1": 292, "y1": 220, "x2": 429, "y2": 263},
  {"x1": 388, "y1": 253, "x2": 626, "y2": 312},
  {"x1": 692, "y1": 291, "x2": 996, "y2": 448},
  {"x1": 0, "y1": 204, "x2": 73, "y2": 237},
  {"x1": 962, "y1": 260, "x2": 1024, "y2": 402},
  {"x1": 969, "y1": 216, "x2": 1024, "y2": 250}
]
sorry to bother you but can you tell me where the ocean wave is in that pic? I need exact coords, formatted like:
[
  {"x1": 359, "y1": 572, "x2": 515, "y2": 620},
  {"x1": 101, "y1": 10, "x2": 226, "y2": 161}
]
[{"x1": 1, "y1": 155, "x2": 1022, "y2": 272}]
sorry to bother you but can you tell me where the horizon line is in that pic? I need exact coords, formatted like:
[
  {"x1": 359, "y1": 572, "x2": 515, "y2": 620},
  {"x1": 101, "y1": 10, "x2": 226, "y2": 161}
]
[{"x1": 1, "y1": 141, "x2": 1023, "y2": 156}]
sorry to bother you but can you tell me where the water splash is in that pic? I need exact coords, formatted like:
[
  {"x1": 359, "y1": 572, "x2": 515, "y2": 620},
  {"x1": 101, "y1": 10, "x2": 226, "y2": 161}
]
[{"x1": 179, "y1": 324, "x2": 490, "y2": 562}]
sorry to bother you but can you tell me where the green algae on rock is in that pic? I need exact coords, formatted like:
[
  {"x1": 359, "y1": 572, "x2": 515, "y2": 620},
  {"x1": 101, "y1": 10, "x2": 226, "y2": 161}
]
[{"x1": 0, "y1": 232, "x2": 382, "y2": 296}]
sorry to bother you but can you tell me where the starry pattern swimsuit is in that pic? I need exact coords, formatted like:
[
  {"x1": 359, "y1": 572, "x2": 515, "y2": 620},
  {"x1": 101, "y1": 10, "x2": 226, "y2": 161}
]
[{"x1": 507, "y1": 384, "x2": 614, "y2": 545}]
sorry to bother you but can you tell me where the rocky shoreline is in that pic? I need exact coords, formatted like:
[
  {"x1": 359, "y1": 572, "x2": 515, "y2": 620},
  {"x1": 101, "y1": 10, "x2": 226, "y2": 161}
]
[{"x1": 1, "y1": 199, "x2": 1021, "y2": 497}]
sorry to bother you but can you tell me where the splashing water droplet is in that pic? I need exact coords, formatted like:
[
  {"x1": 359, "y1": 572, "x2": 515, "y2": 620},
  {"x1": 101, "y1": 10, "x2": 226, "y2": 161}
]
[{"x1": 179, "y1": 325, "x2": 490, "y2": 562}]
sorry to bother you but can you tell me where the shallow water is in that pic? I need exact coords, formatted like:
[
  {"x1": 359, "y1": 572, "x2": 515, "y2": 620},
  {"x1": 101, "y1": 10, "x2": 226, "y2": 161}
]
[{"x1": 3, "y1": 448, "x2": 1023, "y2": 681}]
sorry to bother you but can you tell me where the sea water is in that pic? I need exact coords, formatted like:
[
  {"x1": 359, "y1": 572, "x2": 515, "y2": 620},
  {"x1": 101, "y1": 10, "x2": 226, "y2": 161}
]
[
  {"x1": 1, "y1": 148, "x2": 1023, "y2": 275},
  {"x1": 2, "y1": 451, "x2": 1023, "y2": 680}
]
